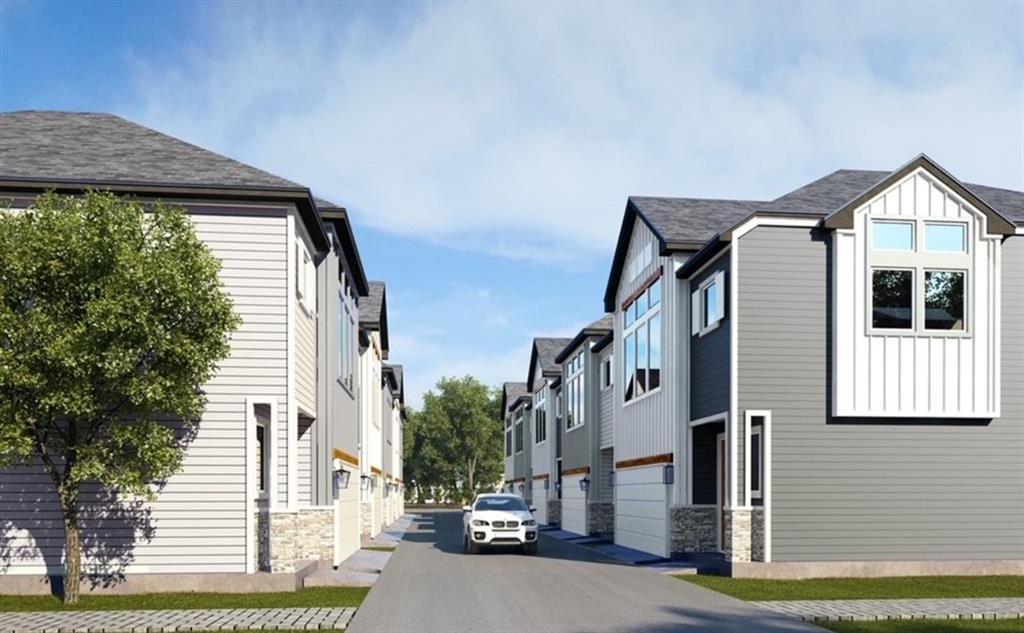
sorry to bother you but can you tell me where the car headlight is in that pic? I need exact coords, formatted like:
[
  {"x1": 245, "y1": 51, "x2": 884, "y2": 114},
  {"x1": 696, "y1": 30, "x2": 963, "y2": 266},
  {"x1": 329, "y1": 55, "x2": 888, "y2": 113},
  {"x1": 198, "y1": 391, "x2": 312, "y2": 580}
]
[
  {"x1": 472, "y1": 519, "x2": 489, "y2": 526},
  {"x1": 522, "y1": 519, "x2": 536, "y2": 526}
]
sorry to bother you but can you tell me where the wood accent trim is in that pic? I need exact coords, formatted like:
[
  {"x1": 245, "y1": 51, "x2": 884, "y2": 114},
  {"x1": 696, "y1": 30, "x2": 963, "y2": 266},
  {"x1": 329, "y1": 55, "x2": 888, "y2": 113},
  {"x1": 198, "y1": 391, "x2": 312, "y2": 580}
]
[
  {"x1": 370, "y1": 466, "x2": 383, "y2": 476},
  {"x1": 615, "y1": 453, "x2": 673, "y2": 470},
  {"x1": 561, "y1": 466, "x2": 591, "y2": 477},
  {"x1": 532, "y1": 473, "x2": 550, "y2": 481},
  {"x1": 621, "y1": 266, "x2": 663, "y2": 311},
  {"x1": 332, "y1": 448, "x2": 359, "y2": 467},
  {"x1": 510, "y1": 477, "x2": 526, "y2": 483}
]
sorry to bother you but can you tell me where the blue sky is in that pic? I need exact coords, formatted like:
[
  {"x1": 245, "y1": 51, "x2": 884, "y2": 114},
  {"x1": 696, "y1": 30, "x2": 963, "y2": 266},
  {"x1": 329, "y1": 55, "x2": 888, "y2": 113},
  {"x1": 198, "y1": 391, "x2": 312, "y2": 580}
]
[{"x1": 2, "y1": 1, "x2": 1022, "y2": 407}]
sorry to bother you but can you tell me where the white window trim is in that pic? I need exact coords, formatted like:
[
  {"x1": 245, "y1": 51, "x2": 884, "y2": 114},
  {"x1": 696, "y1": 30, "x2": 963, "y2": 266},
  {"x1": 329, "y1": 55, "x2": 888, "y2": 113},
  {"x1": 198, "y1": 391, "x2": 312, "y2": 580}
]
[
  {"x1": 601, "y1": 355, "x2": 614, "y2": 391},
  {"x1": 534, "y1": 388, "x2": 548, "y2": 445},
  {"x1": 295, "y1": 239, "x2": 316, "y2": 318},
  {"x1": 565, "y1": 350, "x2": 586, "y2": 430},
  {"x1": 743, "y1": 409, "x2": 772, "y2": 562},
  {"x1": 692, "y1": 271, "x2": 725, "y2": 337},
  {"x1": 514, "y1": 409, "x2": 524, "y2": 455},
  {"x1": 623, "y1": 282, "x2": 662, "y2": 404},
  {"x1": 749, "y1": 426, "x2": 763, "y2": 500},
  {"x1": 867, "y1": 216, "x2": 972, "y2": 338}
]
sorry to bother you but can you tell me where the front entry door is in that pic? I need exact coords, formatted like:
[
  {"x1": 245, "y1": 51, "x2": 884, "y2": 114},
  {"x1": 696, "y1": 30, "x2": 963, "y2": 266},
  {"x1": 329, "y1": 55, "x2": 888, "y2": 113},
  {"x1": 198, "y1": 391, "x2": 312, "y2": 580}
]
[{"x1": 717, "y1": 433, "x2": 726, "y2": 551}]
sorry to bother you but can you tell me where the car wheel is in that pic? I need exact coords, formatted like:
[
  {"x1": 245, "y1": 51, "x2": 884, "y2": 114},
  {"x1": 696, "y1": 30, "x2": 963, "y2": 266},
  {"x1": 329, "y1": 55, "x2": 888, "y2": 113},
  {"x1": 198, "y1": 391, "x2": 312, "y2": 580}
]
[
  {"x1": 468, "y1": 540, "x2": 480, "y2": 555},
  {"x1": 463, "y1": 534, "x2": 469, "y2": 553}
]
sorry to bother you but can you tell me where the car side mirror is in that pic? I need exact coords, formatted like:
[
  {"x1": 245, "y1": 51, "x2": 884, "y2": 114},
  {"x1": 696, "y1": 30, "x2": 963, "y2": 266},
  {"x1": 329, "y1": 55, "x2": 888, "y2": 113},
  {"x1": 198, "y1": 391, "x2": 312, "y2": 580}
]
[
  {"x1": 529, "y1": 506, "x2": 537, "y2": 513},
  {"x1": 462, "y1": 505, "x2": 472, "y2": 512}
]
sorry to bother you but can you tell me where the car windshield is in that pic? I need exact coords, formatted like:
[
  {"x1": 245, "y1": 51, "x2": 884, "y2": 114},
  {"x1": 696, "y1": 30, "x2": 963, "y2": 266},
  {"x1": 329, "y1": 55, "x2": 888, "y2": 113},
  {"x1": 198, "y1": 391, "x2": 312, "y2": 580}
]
[{"x1": 474, "y1": 497, "x2": 527, "y2": 512}]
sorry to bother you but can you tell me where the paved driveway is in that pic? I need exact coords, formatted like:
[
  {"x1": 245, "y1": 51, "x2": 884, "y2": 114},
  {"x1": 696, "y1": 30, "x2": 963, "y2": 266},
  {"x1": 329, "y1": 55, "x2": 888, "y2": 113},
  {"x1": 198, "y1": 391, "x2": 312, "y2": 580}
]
[{"x1": 347, "y1": 510, "x2": 823, "y2": 633}]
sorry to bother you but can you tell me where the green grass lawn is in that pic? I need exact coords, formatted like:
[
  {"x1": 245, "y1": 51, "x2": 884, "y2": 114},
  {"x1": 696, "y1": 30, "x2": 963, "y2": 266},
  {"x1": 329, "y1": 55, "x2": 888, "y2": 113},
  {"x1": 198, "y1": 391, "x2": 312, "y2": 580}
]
[
  {"x1": 0, "y1": 586, "x2": 369, "y2": 612},
  {"x1": 676, "y1": 576, "x2": 1024, "y2": 601},
  {"x1": 818, "y1": 619, "x2": 1024, "y2": 633}
]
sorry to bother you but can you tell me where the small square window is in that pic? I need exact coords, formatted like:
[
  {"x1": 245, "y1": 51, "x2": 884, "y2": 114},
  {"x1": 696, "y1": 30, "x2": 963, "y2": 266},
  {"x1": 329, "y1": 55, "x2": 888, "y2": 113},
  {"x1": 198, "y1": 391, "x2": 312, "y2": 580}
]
[
  {"x1": 872, "y1": 221, "x2": 914, "y2": 251},
  {"x1": 925, "y1": 223, "x2": 966, "y2": 252},
  {"x1": 925, "y1": 271, "x2": 965, "y2": 331},
  {"x1": 872, "y1": 269, "x2": 913, "y2": 329}
]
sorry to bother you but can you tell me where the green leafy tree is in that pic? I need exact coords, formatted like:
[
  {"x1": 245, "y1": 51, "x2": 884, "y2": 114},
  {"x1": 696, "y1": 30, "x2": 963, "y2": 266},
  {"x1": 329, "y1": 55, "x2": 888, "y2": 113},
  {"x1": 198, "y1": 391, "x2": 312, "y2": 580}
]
[
  {"x1": 0, "y1": 192, "x2": 240, "y2": 603},
  {"x1": 404, "y1": 376, "x2": 502, "y2": 504}
]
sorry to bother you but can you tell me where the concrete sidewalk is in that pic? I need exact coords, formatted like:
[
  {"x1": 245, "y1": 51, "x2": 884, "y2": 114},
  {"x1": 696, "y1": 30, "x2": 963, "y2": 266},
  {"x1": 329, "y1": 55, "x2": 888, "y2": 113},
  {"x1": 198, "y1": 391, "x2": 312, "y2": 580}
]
[{"x1": 305, "y1": 513, "x2": 416, "y2": 587}]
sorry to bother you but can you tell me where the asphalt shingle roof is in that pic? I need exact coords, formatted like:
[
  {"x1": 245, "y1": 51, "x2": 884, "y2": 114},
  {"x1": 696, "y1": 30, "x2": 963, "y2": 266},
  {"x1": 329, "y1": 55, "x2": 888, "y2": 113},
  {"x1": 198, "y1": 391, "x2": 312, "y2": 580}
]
[
  {"x1": 0, "y1": 111, "x2": 303, "y2": 189},
  {"x1": 502, "y1": 382, "x2": 529, "y2": 414},
  {"x1": 629, "y1": 196, "x2": 766, "y2": 246},
  {"x1": 764, "y1": 169, "x2": 1024, "y2": 224},
  {"x1": 359, "y1": 281, "x2": 386, "y2": 329},
  {"x1": 534, "y1": 338, "x2": 572, "y2": 377}
]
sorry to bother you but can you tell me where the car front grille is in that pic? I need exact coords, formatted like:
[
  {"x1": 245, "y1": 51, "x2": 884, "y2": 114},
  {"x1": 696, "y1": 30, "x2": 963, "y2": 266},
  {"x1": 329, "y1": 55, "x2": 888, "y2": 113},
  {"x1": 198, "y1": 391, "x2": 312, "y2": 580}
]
[
  {"x1": 492, "y1": 521, "x2": 506, "y2": 528},
  {"x1": 506, "y1": 521, "x2": 519, "y2": 528}
]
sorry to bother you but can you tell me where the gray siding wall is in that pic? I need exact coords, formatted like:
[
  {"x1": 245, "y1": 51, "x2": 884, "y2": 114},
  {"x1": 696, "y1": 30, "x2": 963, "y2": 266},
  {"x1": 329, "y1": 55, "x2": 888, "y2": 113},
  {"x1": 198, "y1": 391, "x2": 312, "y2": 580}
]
[
  {"x1": 0, "y1": 203, "x2": 291, "y2": 575},
  {"x1": 560, "y1": 339, "x2": 608, "y2": 500},
  {"x1": 599, "y1": 346, "x2": 615, "y2": 449},
  {"x1": 737, "y1": 225, "x2": 1024, "y2": 562},
  {"x1": 314, "y1": 227, "x2": 360, "y2": 506},
  {"x1": 689, "y1": 254, "x2": 731, "y2": 421}
]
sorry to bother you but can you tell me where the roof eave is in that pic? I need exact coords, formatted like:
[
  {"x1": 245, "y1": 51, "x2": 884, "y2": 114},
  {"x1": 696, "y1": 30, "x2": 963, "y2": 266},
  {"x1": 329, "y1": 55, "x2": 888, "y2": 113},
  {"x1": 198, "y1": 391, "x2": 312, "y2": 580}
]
[
  {"x1": 319, "y1": 208, "x2": 371, "y2": 296},
  {"x1": 822, "y1": 154, "x2": 1017, "y2": 236},
  {"x1": 0, "y1": 176, "x2": 331, "y2": 253}
]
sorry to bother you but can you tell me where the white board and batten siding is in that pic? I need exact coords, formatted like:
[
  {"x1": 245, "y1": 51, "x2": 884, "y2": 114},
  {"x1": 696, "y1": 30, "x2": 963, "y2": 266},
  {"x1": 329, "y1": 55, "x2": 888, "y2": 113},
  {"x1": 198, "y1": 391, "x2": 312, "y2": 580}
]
[
  {"x1": 0, "y1": 205, "x2": 292, "y2": 575},
  {"x1": 611, "y1": 219, "x2": 684, "y2": 558},
  {"x1": 561, "y1": 474, "x2": 587, "y2": 536},
  {"x1": 833, "y1": 168, "x2": 1001, "y2": 418}
]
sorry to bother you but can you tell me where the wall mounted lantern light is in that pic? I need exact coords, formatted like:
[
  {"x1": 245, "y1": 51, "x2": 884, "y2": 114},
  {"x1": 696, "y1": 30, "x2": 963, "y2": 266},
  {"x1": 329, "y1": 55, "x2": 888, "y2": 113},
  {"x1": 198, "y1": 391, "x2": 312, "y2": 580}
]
[
  {"x1": 609, "y1": 471, "x2": 615, "y2": 488},
  {"x1": 579, "y1": 476, "x2": 591, "y2": 492},
  {"x1": 518, "y1": 483, "x2": 525, "y2": 493},
  {"x1": 662, "y1": 464, "x2": 674, "y2": 485},
  {"x1": 555, "y1": 481, "x2": 562, "y2": 494},
  {"x1": 360, "y1": 474, "x2": 372, "y2": 491},
  {"x1": 543, "y1": 478, "x2": 550, "y2": 490}
]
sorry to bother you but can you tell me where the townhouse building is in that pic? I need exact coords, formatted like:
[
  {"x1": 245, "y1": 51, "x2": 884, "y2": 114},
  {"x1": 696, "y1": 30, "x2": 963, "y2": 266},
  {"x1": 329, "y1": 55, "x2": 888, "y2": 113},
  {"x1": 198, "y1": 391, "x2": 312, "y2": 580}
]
[
  {"x1": 600, "y1": 154, "x2": 1023, "y2": 577},
  {"x1": 526, "y1": 338, "x2": 571, "y2": 525},
  {"x1": 551, "y1": 317, "x2": 615, "y2": 537},
  {"x1": 383, "y1": 363, "x2": 406, "y2": 525},
  {"x1": 358, "y1": 282, "x2": 389, "y2": 537},
  {"x1": 0, "y1": 111, "x2": 407, "y2": 592},
  {"x1": 501, "y1": 383, "x2": 528, "y2": 496}
]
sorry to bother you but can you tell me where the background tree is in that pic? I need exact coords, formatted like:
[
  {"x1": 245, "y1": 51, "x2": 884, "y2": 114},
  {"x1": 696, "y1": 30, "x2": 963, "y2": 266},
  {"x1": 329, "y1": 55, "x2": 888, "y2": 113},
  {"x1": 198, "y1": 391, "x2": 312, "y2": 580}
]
[
  {"x1": 403, "y1": 376, "x2": 502, "y2": 504},
  {"x1": 0, "y1": 192, "x2": 240, "y2": 603}
]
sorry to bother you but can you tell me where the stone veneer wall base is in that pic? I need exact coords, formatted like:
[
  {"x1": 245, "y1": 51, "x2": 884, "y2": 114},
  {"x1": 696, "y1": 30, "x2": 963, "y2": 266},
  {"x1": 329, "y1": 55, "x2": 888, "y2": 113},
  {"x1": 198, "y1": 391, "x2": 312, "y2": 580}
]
[
  {"x1": 586, "y1": 502, "x2": 614, "y2": 535},
  {"x1": 670, "y1": 505, "x2": 718, "y2": 555},
  {"x1": 268, "y1": 508, "x2": 333, "y2": 574},
  {"x1": 723, "y1": 508, "x2": 752, "y2": 563},
  {"x1": 546, "y1": 499, "x2": 562, "y2": 527}
]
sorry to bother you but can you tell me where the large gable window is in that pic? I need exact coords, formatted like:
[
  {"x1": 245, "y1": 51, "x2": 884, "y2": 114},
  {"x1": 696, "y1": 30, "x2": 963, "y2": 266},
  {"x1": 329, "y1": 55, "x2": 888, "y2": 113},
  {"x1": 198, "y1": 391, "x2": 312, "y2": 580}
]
[
  {"x1": 514, "y1": 409, "x2": 524, "y2": 454},
  {"x1": 565, "y1": 351, "x2": 585, "y2": 429},
  {"x1": 534, "y1": 387, "x2": 547, "y2": 444},
  {"x1": 623, "y1": 274, "x2": 662, "y2": 403},
  {"x1": 869, "y1": 219, "x2": 969, "y2": 335},
  {"x1": 505, "y1": 416, "x2": 513, "y2": 458}
]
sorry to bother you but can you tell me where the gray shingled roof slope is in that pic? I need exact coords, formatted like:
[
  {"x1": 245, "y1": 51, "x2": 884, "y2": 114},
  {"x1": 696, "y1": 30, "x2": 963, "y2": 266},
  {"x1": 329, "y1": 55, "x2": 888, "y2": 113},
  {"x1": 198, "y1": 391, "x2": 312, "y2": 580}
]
[
  {"x1": 359, "y1": 281, "x2": 386, "y2": 328},
  {"x1": 629, "y1": 197, "x2": 766, "y2": 245},
  {"x1": 764, "y1": 169, "x2": 1024, "y2": 223},
  {"x1": 587, "y1": 314, "x2": 614, "y2": 332},
  {"x1": 503, "y1": 382, "x2": 529, "y2": 413},
  {"x1": 0, "y1": 111, "x2": 303, "y2": 189},
  {"x1": 535, "y1": 337, "x2": 572, "y2": 376}
]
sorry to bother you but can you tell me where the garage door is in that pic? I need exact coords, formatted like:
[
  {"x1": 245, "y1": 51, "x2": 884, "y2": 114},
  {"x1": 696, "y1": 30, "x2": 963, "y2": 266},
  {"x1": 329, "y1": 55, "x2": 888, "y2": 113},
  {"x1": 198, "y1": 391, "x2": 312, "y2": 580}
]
[
  {"x1": 530, "y1": 480, "x2": 548, "y2": 524},
  {"x1": 615, "y1": 465, "x2": 669, "y2": 557},
  {"x1": 561, "y1": 474, "x2": 587, "y2": 536}
]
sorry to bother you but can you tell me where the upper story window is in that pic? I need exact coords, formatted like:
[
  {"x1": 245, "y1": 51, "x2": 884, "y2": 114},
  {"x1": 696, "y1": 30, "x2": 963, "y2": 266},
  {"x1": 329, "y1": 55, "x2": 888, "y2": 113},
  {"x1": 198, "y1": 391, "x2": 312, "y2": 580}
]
[
  {"x1": 337, "y1": 282, "x2": 356, "y2": 390},
  {"x1": 295, "y1": 240, "x2": 316, "y2": 315},
  {"x1": 626, "y1": 242, "x2": 653, "y2": 283},
  {"x1": 869, "y1": 219, "x2": 968, "y2": 334},
  {"x1": 691, "y1": 271, "x2": 725, "y2": 337},
  {"x1": 555, "y1": 390, "x2": 563, "y2": 426},
  {"x1": 514, "y1": 409, "x2": 524, "y2": 453},
  {"x1": 534, "y1": 388, "x2": 547, "y2": 444},
  {"x1": 505, "y1": 415, "x2": 512, "y2": 458},
  {"x1": 565, "y1": 350, "x2": 585, "y2": 429},
  {"x1": 601, "y1": 354, "x2": 613, "y2": 390},
  {"x1": 623, "y1": 276, "x2": 662, "y2": 402}
]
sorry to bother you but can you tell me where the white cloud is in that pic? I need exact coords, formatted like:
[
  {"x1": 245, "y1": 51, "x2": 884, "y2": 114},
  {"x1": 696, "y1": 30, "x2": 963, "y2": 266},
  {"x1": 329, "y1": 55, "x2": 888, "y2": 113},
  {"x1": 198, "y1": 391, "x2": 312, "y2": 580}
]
[{"x1": 123, "y1": 2, "x2": 1023, "y2": 266}]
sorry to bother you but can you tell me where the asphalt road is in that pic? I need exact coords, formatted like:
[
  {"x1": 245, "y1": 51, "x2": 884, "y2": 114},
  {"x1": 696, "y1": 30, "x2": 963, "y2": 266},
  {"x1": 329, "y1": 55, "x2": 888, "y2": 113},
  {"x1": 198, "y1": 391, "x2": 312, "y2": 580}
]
[{"x1": 347, "y1": 510, "x2": 824, "y2": 633}]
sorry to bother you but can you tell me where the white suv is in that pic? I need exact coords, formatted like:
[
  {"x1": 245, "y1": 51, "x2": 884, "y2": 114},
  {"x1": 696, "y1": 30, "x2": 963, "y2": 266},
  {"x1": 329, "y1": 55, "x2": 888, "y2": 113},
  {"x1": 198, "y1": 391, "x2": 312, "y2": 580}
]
[{"x1": 463, "y1": 493, "x2": 539, "y2": 554}]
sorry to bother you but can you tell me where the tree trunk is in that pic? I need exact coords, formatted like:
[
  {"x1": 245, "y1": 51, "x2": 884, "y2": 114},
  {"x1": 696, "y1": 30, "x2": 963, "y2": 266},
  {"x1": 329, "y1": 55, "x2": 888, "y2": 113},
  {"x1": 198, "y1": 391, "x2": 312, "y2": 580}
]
[{"x1": 59, "y1": 489, "x2": 81, "y2": 604}]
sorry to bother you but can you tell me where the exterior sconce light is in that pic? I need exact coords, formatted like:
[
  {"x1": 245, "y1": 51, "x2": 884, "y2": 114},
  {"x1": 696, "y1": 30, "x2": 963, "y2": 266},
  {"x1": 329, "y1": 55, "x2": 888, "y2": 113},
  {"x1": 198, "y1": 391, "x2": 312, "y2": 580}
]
[
  {"x1": 609, "y1": 471, "x2": 615, "y2": 488},
  {"x1": 555, "y1": 481, "x2": 562, "y2": 494},
  {"x1": 518, "y1": 483, "x2": 525, "y2": 493},
  {"x1": 662, "y1": 464, "x2": 674, "y2": 485},
  {"x1": 579, "y1": 477, "x2": 590, "y2": 492},
  {"x1": 332, "y1": 459, "x2": 351, "y2": 489},
  {"x1": 360, "y1": 474, "x2": 372, "y2": 490},
  {"x1": 543, "y1": 478, "x2": 550, "y2": 490}
]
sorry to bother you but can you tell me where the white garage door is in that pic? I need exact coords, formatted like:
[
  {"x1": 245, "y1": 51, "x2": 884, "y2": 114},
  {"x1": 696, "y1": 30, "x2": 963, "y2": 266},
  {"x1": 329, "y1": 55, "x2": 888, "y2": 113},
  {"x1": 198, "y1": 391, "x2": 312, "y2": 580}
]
[
  {"x1": 530, "y1": 480, "x2": 548, "y2": 524},
  {"x1": 561, "y1": 474, "x2": 587, "y2": 536},
  {"x1": 615, "y1": 465, "x2": 669, "y2": 558}
]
